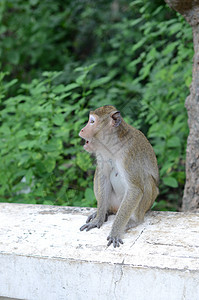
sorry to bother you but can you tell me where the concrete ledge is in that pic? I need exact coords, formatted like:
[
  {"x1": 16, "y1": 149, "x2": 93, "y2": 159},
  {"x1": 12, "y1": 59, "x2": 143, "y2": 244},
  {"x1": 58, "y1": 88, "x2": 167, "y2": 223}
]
[{"x1": 0, "y1": 203, "x2": 199, "y2": 300}]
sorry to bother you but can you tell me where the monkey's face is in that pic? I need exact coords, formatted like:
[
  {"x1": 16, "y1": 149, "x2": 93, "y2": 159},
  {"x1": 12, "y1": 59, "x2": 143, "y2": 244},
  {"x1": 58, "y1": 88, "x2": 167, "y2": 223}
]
[
  {"x1": 79, "y1": 107, "x2": 122, "y2": 154},
  {"x1": 79, "y1": 114, "x2": 99, "y2": 153}
]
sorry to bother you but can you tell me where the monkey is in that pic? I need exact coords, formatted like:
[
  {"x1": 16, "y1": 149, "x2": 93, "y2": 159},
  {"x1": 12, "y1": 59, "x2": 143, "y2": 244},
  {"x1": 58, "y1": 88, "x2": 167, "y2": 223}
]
[{"x1": 79, "y1": 105, "x2": 159, "y2": 247}]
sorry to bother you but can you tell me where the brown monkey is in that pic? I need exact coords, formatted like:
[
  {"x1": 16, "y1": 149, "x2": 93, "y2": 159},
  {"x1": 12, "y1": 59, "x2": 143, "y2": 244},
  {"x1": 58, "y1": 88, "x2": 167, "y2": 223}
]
[{"x1": 79, "y1": 105, "x2": 159, "y2": 247}]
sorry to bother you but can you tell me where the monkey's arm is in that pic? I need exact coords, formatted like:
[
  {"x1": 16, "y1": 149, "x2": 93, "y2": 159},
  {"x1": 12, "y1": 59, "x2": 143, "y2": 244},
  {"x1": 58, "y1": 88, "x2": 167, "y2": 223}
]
[
  {"x1": 107, "y1": 185, "x2": 143, "y2": 247},
  {"x1": 80, "y1": 167, "x2": 112, "y2": 231}
]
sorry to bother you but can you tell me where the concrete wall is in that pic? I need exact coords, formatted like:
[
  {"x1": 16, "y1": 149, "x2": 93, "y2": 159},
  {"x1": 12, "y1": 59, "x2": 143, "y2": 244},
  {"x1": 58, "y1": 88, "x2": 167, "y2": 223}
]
[{"x1": 0, "y1": 203, "x2": 199, "y2": 300}]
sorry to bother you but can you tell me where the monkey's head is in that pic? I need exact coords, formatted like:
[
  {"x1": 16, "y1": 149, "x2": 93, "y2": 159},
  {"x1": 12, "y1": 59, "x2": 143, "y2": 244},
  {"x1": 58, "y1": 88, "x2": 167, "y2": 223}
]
[{"x1": 79, "y1": 105, "x2": 122, "y2": 153}]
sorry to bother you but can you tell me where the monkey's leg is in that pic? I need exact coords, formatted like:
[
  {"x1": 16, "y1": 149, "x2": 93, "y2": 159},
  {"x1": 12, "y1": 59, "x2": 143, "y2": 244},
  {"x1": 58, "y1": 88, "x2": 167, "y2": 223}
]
[
  {"x1": 126, "y1": 176, "x2": 159, "y2": 230},
  {"x1": 80, "y1": 167, "x2": 112, "y2": 232},
  {"x1": 107, "y1": 186, "x2": 143, "y2": 247},
  {"x1": 151, "y1": 176, "x2": 159, "y2": 204}
]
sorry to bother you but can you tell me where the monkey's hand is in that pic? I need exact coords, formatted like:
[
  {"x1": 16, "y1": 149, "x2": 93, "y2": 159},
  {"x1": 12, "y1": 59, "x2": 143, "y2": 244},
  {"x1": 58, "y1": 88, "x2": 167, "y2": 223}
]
[
  {"x1": 86, "y1": 211, "x2": 109, "y2": 223},
  {"x1": 80, "y1": 211, "x2": 110, "y2": 232},
  {"x1": 107, "y1": 235, "x2": 124, "y2": 248},
  {"x1": 80, "y1": 215, "x2": 105, "y2": 232},
  {"x1": 85, "y1": 212, "x2": 97, "y2": 223}
]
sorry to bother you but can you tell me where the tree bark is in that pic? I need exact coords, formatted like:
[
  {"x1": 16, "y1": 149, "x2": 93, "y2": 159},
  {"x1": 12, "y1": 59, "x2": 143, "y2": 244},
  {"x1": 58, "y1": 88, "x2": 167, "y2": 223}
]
[{"x1": 165, "y1": 0, "x2": 199, "y2": 211}]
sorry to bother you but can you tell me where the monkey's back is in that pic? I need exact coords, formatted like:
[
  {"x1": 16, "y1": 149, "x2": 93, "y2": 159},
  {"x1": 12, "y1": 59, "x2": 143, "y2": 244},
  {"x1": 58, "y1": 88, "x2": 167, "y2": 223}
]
[{"x1": 122, "y1": 122, "x2": 159, "y2": 186}]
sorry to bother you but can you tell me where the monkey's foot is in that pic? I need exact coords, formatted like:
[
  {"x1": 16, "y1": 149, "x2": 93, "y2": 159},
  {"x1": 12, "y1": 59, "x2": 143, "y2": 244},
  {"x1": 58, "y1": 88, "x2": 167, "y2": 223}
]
[
  {"x1": 107, "y1": 235, "x2": 124, "y2": 248},
  {"x1": 80, "y1": 218, "x2": 104, "y2": 232},
  {"x1": 126, "y1": 219, "x2": 141, "y2": 230}
]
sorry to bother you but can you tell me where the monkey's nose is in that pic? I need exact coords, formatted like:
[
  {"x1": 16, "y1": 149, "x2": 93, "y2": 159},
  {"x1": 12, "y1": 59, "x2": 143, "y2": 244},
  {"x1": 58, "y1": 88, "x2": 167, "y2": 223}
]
[{"x1": 79, "y1": 129, "x2": 83, "y2": 137}]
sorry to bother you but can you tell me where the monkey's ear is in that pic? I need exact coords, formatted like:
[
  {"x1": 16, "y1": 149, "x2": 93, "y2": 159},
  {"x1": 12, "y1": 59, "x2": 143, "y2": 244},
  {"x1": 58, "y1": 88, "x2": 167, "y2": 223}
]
[{"x1": 110, "y1": 111, "x2": 121, "y2": 127}]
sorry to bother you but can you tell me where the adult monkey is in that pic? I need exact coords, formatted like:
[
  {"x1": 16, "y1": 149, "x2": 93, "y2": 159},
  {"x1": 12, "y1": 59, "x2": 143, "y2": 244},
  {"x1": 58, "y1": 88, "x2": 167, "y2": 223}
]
[{"x1": 79, "y1": 105, "x2": 159, "y2": 247}]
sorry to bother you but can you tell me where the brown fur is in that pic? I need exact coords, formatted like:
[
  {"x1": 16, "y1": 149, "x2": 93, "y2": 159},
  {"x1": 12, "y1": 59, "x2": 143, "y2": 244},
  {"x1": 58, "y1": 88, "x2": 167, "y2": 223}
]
[{"x1": 79, "y1": 105, "x2": 159, "y2": 247}]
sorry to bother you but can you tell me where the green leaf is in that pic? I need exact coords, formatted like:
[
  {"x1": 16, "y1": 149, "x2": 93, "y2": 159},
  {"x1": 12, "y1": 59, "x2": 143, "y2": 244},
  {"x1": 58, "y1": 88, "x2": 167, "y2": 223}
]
[
  {"x1": 131, "y1": 38, "x2": 146, "y2": 52},
  {"x1": 76, "y1": 74, "x2": 87, "y2": 85},
  {"x1": 25, "y1": 169, "x2": 33, "y2": 184},
  {"x1": 76, "y1": 152, "x2": 92, "y2": 171},
  {"x1": 167, "y1": 136, "x2": 181, "y2": 148},
  {"x1": 64, "y1": 83, "x2": 79, "y2": 92},
  {"x1": 43, "y1": 200, "x2": 54, "y2": 205},
  {"x1": 19, "y1": 140, "x2": 36, "y2": 149},
  {"x1": 106, "y1": 55, "x2": 118, "y2": 66},
  {"x1": 185, "y1": 76, "x2": 192, "y2": 87},
  {"x1": 53, "y1": 84, "x2": 66, "y2": 94},
  {"x1": 85, "y1": 188, "x2": 95, "y2": 203},
  {"x1": 162, "y1": 42, "x2": 178, "y2": 56},
  {"x1": 43, "y1": 158, "x2": 56, "y2": 173},
  {"x1": 160, "y1": 162, "x2": 173, "y2": 176},
  {"x1": 8, "y1": 51, "x2": 20, "y2": 65},
  {"x1": 18, "y1": 153, "x2": 31, "y2": 166},
  {"x1": 90, "y1": 76, "x2": 111, "y2": 89},
  {"x1": 16, "y1": 129, "x2": 28, "y2": 138},
  {"x1": 42, "y1": 139, "x2": 63, "y2": 152},
  {"x1": 52, "y1": 114, "x2": 65, "y2": 126},
  {"x1": 32, "y1": 152, "x2": 42, "y2": 161},
  {"x1": 163, "y1": 177, "x2": 178, "y2": 188}
]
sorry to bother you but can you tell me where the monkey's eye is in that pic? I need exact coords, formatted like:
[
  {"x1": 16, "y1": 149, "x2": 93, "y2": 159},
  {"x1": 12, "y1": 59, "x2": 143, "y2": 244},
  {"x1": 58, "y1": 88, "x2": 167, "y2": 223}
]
[{"x1": 89, "y1": 116, "x2": 95, "y2": 124}]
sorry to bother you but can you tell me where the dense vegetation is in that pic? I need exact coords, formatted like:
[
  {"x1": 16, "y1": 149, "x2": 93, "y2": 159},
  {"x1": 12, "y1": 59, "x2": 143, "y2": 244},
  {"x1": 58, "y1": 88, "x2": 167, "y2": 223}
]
[{"x1": 0, "y1": 0, "x2": 193, "y2": 210}]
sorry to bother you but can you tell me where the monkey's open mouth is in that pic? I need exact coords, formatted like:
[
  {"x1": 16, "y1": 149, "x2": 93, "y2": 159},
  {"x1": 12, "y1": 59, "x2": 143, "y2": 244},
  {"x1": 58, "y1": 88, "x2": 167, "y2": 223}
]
[
  {"x1": 84, "y1": 140, "x2": 91, "y2": 148},
  {"x1": 83, "y1": 139, "x2": 91, "y2": 151},
  {"x1": 79, "y1": 133, "x2": 92, "y2": 150},
  {"x1": 80, "y1": 138, "x2": 90, "y2": 146},
  {"x1": 83, "y1": 139, "x2": 93, "y2": 149}
]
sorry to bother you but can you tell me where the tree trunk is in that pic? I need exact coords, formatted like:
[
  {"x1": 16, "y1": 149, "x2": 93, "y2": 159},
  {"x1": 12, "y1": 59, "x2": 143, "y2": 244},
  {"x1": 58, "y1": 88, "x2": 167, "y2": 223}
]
[{"x1": 165, "y1": 0, "x2": 199, "y2": 211}]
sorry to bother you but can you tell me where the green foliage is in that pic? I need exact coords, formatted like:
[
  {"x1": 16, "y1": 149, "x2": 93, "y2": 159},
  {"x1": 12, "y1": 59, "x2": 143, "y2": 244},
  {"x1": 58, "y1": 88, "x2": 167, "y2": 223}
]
[
  {"x1": 0, "y1": 0, "x2": 194, "y2": 210},
  {"x1": 0, "y1": 69, "x2": 95, "y2": 205},
  {"x1": 136, "y1": 11, "x2": 192, "y2": 207},
  {"x1": 0, "y1": 0, "x2": 75, "y2": 79}
]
